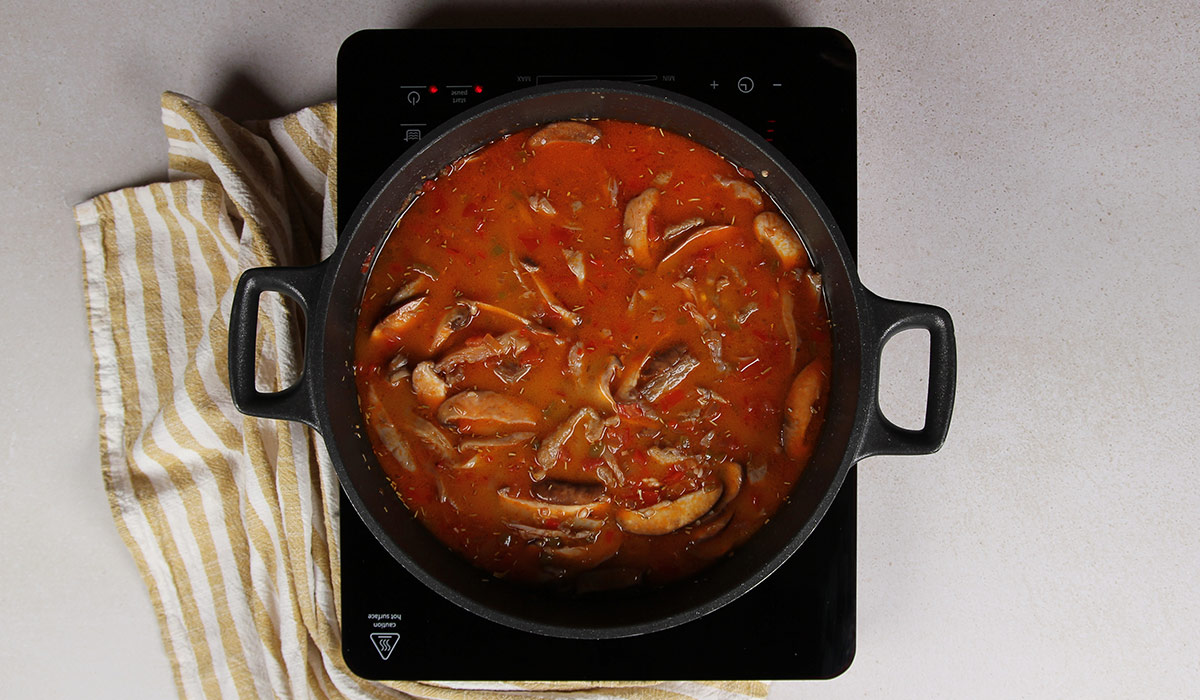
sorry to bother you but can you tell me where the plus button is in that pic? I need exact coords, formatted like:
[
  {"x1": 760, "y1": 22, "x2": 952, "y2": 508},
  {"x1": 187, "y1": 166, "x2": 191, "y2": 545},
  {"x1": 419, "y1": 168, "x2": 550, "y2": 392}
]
[{"x1": 710, "y1": 80, "x2": 719, "y2": 89}]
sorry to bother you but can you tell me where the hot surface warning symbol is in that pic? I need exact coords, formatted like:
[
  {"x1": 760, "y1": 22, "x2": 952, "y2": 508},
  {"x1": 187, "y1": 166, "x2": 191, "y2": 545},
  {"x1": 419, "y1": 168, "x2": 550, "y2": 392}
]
[{"x1": 370, "y1": 632, "x2": 400, "y2": 660}]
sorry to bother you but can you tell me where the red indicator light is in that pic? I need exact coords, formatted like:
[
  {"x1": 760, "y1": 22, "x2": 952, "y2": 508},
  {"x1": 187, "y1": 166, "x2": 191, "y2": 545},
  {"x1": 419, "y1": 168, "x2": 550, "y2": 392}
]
[
  {"x1": 429, "y1": 85, "x2": 439, "y2": 94},
  {"x1": 474, "y1": 85, "x2": 484, "y2": 94}
]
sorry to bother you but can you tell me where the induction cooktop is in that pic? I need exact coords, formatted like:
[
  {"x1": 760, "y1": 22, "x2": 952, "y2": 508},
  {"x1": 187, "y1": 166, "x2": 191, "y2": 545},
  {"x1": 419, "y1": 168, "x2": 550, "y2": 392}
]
[{"x1": 336, "y1": 27, "x2": 856, "y2": 680}]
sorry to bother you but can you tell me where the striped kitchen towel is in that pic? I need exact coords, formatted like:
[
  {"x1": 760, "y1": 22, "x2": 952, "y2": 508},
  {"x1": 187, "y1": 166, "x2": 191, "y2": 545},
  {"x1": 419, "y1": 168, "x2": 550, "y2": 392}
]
[{"x1": 74, "y1": 92, "x2": 771, "y2": 700}]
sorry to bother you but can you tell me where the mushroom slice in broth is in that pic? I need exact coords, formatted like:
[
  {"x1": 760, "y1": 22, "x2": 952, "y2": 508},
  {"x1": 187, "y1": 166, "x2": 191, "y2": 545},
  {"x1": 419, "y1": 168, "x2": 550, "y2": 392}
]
[
  {"x1": 526, "y1": 121, "x2": 602, "y2": 149},
  {"x1": 616, "y1": 484, "x2": 723, "y2": 536},
  {"x1": 437, "y1": 391, "x2": 541, "y2": 436}
]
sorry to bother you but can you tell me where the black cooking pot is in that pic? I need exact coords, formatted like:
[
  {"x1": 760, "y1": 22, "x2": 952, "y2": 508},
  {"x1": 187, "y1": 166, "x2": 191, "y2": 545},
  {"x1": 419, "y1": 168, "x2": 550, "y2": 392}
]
[{"x1": 228, "y1": 82, "x2": 956, "y2": 639}]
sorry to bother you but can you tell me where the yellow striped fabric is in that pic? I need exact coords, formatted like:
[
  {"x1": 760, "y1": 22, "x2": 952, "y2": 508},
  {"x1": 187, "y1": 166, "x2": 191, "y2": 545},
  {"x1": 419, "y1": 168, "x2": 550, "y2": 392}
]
[{"x1": 75, "y1": 92, "x2": 771, "y2": 700}]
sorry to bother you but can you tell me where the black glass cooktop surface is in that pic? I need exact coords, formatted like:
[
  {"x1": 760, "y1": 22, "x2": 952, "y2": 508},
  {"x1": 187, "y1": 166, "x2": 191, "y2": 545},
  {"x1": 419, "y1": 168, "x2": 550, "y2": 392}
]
[{"x1": 336, "y1": 27, "x2": 856, "y2": 681}]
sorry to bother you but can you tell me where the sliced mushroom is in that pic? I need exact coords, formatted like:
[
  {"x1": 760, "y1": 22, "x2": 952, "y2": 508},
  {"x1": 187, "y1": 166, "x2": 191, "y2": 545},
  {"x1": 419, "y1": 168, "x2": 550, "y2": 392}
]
[
  {"x1": 657, "y1": 225, "x2": 739, "y2": 274},
  {"x1": 700, "y1": 326, "x2": 724, "y2": 372},
  {"x1": 385, "y1": 351, "x2": 410, "y2": 385},
  {"x1": 507, "y1": 522, "x2": 596, "y2": 544},
  {"x1": 680, "y1": 301, "x2": 709, "y2": 330},
  {"x1": 639, "y1": 345, "x2": 701, "y2": 402},
  {"x1": 544, "y1": 530, "x2": 622, "y2": 569},
  {"x1": 780, "y1": 288, "x2": 798, "y2": 371},
  {"x1": 806, "y1": 270, "x2": 823, "y2": 295},
  {"x1": 646, "y1": 446, "x2": 688, "y2": 467},
  {"x1": 373, "y1": 421, "x2": 417, "y2": 472},
  {"x1": 429, "y1": 301, "x2": 478, "y2": 353},
  {"x1": 531, "y1": 480, "x2": 607, "y2": 505},
  {"x1": 528, "y1": 193, "x2": 557, "y2": 216},
  {"x1": 672, "y1": 279, "x2": 727, "y2": 369},
  {"x1": 597, "y1": 452, "x2": 627, "y2": 488},
  {"x1": 696, "y1": 386, "x2": 730, "y2": 408},
  {"x1": 534, "y1": 407, "x2": 601, "y2": 479},
  {"x1": 735, "y1": 302, "x2": 759, "y2": 323},
  {"x1": 787, "y1": 269, "x2": 824, "y2": 318},
  {"x1": 594, "y1": 355, "x2": 621, "y2": 413},
  {"x1": 497, "y1": 488, "x2": 609, "y2": 530},
  {"x1": 457, "y1": 432, "x2": 535, "y2": 452},
  {"x1": 409, "y1": 414, "x2": 457, "y2": 461},
  {"x1": 492, "y1": 359, "x2": 532, "y2": 385},
  {"x1": 616, "y1": 484, "x2": 723, "y2": 535},
  {"x1": 363, "y1": 387, "x2": 417, "y2": 472},
  {"x1": 519, "y1": 258, "x2": 581, "y2": 327},
  {"x1": 437, "y1": 390, "x2": 541, "y2": 435},
  {"x1": 752, "y1": 211, "x2": 805, "y2": 272},
  {"x1": 564, "y1": 248, "x2": 586, "y2": 285},
  {"x1": 663, "y1": 216, "x2": 705, "y2": 242},
  {"x1": 435, "y1": 331, "x2": 530, "y2": 373},
  {"x1": 567, "y1": 341, "x2": 586, "y2": 378},
  {"x1": 614, "y1": 349, "x2": 650, "y2": 402},
  {"x1": 370, "y1": 295, "x2": 427, "y2": 341},
  {"x1": 623, "y1": 187, "x2": 659, "y2": 268},
  {"x1": 713, "y1": 462, "x2": 743, "y2": 512},
  {"x1": 454, "y1": 453, "x2": 483, "y2": 470},
  {"x1": 526, "y1": 121, "x2": 602, "y2": 149},
  {"x1": 673, "y1": 277, "x2": 702, "y2": 304},
  {"x1": 783, "y1": 359, "x2": 827, "y2": 458},
  {"x1": 687, "y1": 507, "x2": 734, "y2": 543},
  {"x1": 471, "y1": 300, "x2": 535, "y2": 328},
  {"x1": 714, "y1": 174, "x2": 764, "y2": 206},
  {"x1": 387, "y1": 276, "x2": 430, "y2": 306},
  {"x1": 411, "y1": 361, "x2": 449, "y2": 409}
]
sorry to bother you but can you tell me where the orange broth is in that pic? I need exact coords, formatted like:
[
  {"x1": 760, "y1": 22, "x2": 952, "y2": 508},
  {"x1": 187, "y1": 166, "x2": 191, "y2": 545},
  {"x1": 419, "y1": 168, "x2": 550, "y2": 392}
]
[{"x1": 353, "y1": 119, "x2": 831, "y2": 591}]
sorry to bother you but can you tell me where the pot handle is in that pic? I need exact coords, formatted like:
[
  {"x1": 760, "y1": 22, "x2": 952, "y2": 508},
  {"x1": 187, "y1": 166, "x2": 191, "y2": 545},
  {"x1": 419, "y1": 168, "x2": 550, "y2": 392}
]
[
  {"x1": 227, "y1": 264, "x2": 326, "y2": 429},
  {"x1": 854, "y1": 289, "x2": 957, "y2": 459}
]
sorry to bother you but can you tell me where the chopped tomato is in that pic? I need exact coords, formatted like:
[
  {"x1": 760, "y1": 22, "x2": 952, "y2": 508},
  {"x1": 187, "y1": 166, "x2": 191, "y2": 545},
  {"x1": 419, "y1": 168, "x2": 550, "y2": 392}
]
[
  {"x1": 518, "y1": 232, "x2": 540, "y2": 250},
  {"x1": 655, "y1": 387, "x2": 688, "y2": 411}
]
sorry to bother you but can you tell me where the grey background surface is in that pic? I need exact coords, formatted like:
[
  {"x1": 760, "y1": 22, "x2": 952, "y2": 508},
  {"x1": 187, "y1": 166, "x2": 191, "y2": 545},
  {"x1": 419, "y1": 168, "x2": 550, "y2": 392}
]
[{"x1": 2, "y1": 1, "x2": 1197, "y2": 697}]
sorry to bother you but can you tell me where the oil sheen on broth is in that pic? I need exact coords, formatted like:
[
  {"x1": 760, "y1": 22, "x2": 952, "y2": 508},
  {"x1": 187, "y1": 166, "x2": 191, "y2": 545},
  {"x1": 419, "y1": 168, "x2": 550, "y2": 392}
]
[{"x1": 353, "y1": 119, "x2": 831, "y2": 592}]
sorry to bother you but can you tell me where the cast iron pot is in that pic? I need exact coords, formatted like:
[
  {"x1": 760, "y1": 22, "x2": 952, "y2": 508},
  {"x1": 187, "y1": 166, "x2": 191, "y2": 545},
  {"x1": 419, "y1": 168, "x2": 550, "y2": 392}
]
[{"x1": 228, "y1": 82, "x2": 956, "y2": 639}]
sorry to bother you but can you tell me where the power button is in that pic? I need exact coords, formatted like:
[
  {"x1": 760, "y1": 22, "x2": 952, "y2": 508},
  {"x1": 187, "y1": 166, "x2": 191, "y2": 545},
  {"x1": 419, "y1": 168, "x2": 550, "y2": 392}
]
[{"x1": 737, "y1": 76, "x2": 755, "y2": 93}]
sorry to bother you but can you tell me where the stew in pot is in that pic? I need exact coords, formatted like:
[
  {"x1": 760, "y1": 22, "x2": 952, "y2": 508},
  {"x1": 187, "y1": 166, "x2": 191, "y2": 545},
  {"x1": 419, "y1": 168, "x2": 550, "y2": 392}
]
[{"x1": 353, "y1": 119, "x2": 831, "y2": 592}]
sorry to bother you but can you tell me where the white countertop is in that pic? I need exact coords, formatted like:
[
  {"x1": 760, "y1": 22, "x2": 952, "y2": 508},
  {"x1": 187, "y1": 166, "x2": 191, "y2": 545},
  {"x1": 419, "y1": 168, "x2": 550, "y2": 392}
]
[{"x1": 3, "y1": 1, "x2": 1197, "y2": 697}]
